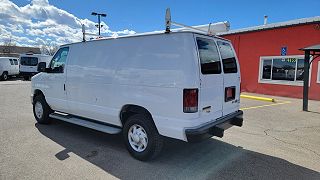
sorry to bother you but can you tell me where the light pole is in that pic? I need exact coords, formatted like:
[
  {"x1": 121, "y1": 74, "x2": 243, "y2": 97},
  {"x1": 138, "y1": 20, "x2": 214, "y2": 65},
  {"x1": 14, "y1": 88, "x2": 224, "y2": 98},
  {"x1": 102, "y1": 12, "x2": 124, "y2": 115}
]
[{"x1": 91, "y1": 12, "x2": 107, "y2": 36}]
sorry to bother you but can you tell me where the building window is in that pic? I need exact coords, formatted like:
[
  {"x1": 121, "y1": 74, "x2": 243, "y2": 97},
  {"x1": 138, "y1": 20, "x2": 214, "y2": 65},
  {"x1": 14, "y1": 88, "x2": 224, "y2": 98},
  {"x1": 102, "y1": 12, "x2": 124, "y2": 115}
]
[
  {"x1": 259, "y1": 55, "x2": 306, "y2": 86},
  {"x1": 317, "y1": 61, "x2": 320, "y2": 84}
]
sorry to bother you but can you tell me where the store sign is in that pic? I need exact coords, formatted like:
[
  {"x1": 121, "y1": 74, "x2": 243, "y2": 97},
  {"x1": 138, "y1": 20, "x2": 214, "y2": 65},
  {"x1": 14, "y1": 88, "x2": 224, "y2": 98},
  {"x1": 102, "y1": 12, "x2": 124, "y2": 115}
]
[
  {"x1": 281, "y1": 47, "x2": 287, "y2": 56},
  {"x1": 281, "y1": 57, "x2": 297, "y2": 63}
]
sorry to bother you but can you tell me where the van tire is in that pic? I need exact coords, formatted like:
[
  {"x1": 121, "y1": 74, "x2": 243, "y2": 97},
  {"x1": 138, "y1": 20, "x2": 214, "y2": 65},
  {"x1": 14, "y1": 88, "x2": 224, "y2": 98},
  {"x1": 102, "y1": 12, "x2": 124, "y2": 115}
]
[
  {"x1": 33, "y1": 95, "x2": 53, "y2": 124},
  {"x1": 23, "y1": 76, "x2": 29, "y2": 81},
  {"x1": 1, "y1": 72, "x2": 8, "y2": 81},
  {"x1": 123, "y1": 114, "x2": 163, "y2": 161}
]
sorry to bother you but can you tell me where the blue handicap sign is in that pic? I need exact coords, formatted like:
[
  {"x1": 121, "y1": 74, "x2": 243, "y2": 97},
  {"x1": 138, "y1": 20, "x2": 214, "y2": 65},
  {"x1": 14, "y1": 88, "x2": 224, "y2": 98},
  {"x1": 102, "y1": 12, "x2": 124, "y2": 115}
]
[{"x1": 281, "y1": 47, "x2": 287, "y2": 56}]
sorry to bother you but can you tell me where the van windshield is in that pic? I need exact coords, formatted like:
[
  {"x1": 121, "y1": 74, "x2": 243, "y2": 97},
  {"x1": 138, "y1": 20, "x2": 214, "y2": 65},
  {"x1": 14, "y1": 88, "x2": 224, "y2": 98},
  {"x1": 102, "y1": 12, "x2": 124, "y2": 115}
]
[
  {"x1": 196, "y1": 37, "x2": 221, "y2": 74},
  {"x1": 20, "y1": 57, "x2": 38, "y2": 66},
  {"x1": 217, "y1": 41, "x2": 238, "y2": 73}
]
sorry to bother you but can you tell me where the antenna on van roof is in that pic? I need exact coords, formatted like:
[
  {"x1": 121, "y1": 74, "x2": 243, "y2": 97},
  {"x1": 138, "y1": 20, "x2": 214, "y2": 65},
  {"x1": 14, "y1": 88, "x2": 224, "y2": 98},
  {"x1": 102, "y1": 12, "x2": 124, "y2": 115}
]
[
  {"x1": 165, "y1": 8, "x2": 230, "y2": 35},
  {"x1": 82, "y1": 24, "x2": 86, "y2": 42}
]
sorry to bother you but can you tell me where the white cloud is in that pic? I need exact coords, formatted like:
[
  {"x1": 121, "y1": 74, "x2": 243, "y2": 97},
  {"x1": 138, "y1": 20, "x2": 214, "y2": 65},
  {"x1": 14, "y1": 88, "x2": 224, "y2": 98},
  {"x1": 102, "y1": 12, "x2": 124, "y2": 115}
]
[
  {"x1": 26, "y1": 29, "x2": 45, "y2": 36},
  {"x1": 0, "y1": 0, "x2": 136, "y2": 47},
  {"x1": 7, "y1": 23, "x2": 24, "y2": 33}
]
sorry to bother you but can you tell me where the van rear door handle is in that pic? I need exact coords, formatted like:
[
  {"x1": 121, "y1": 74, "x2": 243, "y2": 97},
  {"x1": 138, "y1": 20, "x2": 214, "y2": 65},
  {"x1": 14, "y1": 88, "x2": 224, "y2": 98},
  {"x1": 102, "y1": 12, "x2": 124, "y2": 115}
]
[
  {"x1": 64, "y1": 84, "x2": 66, "y2": 91},
  {"x1": 202, "y1": 106, "x2": 211, "y2": 113}
]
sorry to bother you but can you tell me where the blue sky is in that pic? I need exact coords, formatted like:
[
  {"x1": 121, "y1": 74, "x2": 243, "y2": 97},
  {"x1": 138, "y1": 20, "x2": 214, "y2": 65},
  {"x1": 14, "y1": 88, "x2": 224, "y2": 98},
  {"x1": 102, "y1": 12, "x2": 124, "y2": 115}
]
[
  {"x1": 1, "y1": 0, "x2": 319, "y2": 47},
  {"x1": 12, "y1": 0, "x2": 320, "y2": 32}
]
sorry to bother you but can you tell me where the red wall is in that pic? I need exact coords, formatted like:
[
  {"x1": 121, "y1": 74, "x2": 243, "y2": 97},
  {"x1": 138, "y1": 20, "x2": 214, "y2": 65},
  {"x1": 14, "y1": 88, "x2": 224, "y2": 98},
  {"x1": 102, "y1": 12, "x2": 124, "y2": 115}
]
[{"x1": 221, "y1": 23, "x2": 320, "y2": 100}]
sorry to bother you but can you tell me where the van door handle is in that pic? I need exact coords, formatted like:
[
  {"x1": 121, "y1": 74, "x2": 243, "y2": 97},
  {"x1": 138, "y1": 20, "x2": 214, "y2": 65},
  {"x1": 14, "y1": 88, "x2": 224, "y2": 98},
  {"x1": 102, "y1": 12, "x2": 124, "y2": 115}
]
[
  {"x1": 202, "y1": 106, "x2": 211, "y2": 113},
  {"x1": 64, "y1": 84, "x2": 66, "y2": 91}
]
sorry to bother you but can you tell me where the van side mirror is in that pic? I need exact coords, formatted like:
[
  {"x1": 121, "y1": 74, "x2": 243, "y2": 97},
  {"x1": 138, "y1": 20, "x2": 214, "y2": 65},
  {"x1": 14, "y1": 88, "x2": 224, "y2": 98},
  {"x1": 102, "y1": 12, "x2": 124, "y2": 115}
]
[{"x1": 37, "y1": 62, "x2": 47, "y2": 72}]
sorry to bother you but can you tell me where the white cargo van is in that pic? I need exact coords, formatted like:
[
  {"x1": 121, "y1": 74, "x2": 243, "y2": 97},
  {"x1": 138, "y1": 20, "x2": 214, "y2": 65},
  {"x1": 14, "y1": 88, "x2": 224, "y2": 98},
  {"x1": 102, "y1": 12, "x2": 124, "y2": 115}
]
[
  {"x1": 0, "y1": 57, "x2": 19, "y2": 81},
  {"x1": 31, "y1": 30, "x2": 243, "y2": 160},
  {"x1": 19, "y1": 54, "x2": 52, "y2": 80}
]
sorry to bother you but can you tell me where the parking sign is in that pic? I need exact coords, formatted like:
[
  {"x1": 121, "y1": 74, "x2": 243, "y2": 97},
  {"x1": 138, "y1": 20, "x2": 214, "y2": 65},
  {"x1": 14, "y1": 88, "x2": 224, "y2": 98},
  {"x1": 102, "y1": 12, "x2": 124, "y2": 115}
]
[{"x1": 281, "y1": 47, "x2": 287, "y2": 56}]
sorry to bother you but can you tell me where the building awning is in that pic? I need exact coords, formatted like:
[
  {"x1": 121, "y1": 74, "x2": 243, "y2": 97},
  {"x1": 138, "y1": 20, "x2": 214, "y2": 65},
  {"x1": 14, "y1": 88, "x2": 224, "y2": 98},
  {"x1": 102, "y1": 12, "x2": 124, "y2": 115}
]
[
  {"x1": 299, "y1": 44, "x2": 320, "y2": 111},
  {"x1": 300, "y1": 44, "x2": 320, "y2": 52}
]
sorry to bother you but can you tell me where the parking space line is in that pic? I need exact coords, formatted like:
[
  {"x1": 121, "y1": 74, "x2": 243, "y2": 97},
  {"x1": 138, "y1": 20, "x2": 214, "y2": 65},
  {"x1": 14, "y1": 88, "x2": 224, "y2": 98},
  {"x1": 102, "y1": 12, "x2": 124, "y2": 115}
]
[{"x1": 240, "y1": 101, "x2": 291, "y2": 111}]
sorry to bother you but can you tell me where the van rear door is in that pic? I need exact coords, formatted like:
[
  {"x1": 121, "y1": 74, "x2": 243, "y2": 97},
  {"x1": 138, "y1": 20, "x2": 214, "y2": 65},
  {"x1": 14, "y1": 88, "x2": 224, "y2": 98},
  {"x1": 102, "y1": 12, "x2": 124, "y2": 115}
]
[
  {"x1": 195, "y1": 35, "x2": 223, "y2": 122},
  {"x1": 20, "y1": 56, "x2": 38, "y2": 73},
  {"x1": 217, "y1": 41, "x2": 240, "y2": 115}
]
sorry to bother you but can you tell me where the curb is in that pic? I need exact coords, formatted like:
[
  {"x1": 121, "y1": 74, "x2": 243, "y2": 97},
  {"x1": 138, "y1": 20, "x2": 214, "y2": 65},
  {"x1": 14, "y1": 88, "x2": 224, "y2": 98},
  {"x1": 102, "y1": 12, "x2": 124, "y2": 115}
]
[{"x1": 240, "y1": 94, "x2": 275, "y2": 102}]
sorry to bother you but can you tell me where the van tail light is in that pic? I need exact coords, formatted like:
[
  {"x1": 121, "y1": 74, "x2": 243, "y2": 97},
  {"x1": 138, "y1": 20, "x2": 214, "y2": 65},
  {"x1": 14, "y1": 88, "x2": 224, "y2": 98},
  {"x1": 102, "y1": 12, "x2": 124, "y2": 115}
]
[
  {"x1": 225, "y1": 86, "x2": 236, "y2": 102},
  {"x1": 183, "y1": 89, "x2": 198, "y2": 113}
]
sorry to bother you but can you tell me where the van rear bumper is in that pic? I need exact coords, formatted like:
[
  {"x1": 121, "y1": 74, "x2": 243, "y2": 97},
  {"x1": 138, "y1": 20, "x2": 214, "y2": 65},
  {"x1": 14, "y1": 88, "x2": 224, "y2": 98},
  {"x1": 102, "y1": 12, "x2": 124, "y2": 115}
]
[
  {"x1": 19, "y1": 71, "x2": 37, "y2": 77},
  {"x1": 185, "y1": 110, "x2": 243, "y2": 142}
]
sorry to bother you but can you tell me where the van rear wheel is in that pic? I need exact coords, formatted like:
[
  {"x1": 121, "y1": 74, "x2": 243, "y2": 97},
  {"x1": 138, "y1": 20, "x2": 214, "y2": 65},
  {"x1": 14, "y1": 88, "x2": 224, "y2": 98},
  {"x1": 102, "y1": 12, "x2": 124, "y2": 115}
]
[
  {"x1": 33, "y1": 95, "x2": 53, "y2": 124},
  {"x1": 1, "y1": 72, "x2": 8, "y2": 81},
  {"x1": 123, "y1": 114, "x2": 163, "y2": 161},
  {"x1": 23, "y1": 76, "x2": 30, "y2": 81}
]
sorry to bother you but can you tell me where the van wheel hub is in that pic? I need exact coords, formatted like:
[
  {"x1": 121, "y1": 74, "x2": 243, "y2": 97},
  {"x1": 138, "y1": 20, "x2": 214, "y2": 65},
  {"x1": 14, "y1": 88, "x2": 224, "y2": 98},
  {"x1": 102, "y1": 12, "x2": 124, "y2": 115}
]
[
  {"x1": 128, "y1": 124, "x2": 148, "y2": 152},
  {"x1": 34, "y1": 101, "x2": 43, "y2": 119}
]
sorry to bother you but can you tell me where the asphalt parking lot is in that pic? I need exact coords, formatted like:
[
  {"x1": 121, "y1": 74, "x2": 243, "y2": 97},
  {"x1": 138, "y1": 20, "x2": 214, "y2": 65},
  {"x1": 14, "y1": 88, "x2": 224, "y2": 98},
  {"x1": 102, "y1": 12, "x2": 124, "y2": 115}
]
[{"x1": 0, "y1": 79, "x2": 319, "y2": 180}]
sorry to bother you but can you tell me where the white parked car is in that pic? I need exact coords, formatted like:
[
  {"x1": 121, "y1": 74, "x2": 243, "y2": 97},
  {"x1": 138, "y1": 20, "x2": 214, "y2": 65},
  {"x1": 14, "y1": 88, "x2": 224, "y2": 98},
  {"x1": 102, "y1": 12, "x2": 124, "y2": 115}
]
[
  {"x1": 19, "y1": 53, "x2": 52, "y2": 80},
  {"x1": 0, "y1": 57, "x2": 19, "y2": 81},
  {"x1": 31, "y1": 31, "x2": 243, "y2": 160}
]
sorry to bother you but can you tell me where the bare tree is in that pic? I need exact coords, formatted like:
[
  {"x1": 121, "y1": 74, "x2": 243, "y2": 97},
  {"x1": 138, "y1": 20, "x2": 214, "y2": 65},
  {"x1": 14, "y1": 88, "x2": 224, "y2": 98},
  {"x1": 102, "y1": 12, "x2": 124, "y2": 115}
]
[
  {"x1": 2, "y1": 36, "x2": 16, "y2": 54},
  {"x1": 40, "y1": 41, "x2": 59, "y2": 56},
  {"x1": 3, "y1": 35, "x2": 16, "y2": 46}
]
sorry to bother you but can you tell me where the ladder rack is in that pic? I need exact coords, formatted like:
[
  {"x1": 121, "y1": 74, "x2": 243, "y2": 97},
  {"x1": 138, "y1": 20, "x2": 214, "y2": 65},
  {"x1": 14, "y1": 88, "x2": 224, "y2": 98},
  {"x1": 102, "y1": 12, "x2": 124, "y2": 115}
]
[
  {"x1": 80, "y1": 8, "x2": 230, "y2": 42},
  {"x1": 165, "y1": 8, "x2": 230, "y2": 36}
]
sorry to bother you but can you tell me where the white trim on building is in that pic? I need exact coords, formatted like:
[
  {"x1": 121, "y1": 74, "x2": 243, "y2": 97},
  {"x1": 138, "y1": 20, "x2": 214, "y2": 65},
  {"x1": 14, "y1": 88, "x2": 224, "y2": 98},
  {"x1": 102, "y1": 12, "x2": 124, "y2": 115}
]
[
  {"x1": 317, "y1": 61, "x2": 320, "y2": 84},
  {"x1": 218, "y1": 16, "x2": 320, "y2": 35}
]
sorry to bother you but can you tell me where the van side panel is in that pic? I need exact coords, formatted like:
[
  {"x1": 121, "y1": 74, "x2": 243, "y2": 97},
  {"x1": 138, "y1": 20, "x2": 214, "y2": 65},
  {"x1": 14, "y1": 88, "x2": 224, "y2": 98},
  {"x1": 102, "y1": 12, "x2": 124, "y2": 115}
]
[
  {"x1": 38, "y1": 56, "x2": 53, "y2": 68},
  {"x1": 66, "y1": 42, "x2": 120, "y2": 126},
  {"x1": 115, "y1": 33, "x2": 200, "y2": 139},
  {"x1": 0, "y1": 58, "x2": 10, "y2": 75},
  {"x1": 0, "y1": 57, "x2": 19, "y2": 76},
  {"x1": 66, "y1": 33, "x2": 200, "y2": 139},
  {"x1": 19, "y1": 55, "x2": 52, "y2": 74}
]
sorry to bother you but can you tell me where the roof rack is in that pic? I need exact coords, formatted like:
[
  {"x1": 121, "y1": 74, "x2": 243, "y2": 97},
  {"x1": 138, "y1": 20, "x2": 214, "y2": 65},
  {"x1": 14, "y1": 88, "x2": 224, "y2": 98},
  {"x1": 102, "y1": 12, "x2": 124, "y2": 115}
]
[
  {"x1": 80, "y1": 8, "x2": 230, "y2": 42},
  {"x1": 81, "y1": 25, "x2": 106, "y2": 42},
  {"x1": 165, "y1": 8, "x2": 230, "y2": 35}
]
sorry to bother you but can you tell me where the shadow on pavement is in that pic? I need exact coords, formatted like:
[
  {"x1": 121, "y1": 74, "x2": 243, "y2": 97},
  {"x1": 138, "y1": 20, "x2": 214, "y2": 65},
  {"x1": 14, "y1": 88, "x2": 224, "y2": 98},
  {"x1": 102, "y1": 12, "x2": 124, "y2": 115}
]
[
  {"x1": 308, "y1": 111, "x2": 320, "y2": 115},
  {"x1": 2, "y1": 77, "x2": 24, "y2": 81},
  {"x1": 35, "y1": 121, "x2": 320, "y2": 180}
]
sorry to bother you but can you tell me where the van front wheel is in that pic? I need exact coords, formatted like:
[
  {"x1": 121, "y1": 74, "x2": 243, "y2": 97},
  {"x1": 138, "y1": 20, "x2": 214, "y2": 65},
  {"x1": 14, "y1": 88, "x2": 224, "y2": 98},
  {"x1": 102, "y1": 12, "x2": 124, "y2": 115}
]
[
  {"x1": 123, "y1": 114, "x2": 163, "y2": 161},
  {"x1": 33, "y1": 95, "x2": 52, "y2": 124}
]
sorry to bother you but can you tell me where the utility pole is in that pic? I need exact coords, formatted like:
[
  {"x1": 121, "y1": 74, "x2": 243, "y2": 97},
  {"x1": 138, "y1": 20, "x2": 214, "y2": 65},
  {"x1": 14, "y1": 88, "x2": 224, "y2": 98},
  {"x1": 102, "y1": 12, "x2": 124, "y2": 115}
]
[{"x1": 91, "y1": 12, "x2": 107, "y2": 36}]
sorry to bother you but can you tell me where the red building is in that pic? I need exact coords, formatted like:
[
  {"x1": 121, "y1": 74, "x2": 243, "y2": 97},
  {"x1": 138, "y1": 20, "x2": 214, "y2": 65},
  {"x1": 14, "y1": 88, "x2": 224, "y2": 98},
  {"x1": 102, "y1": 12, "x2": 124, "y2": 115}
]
[{"x1": 220, "y1": 17, "x2": 320, "y2": 100}]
